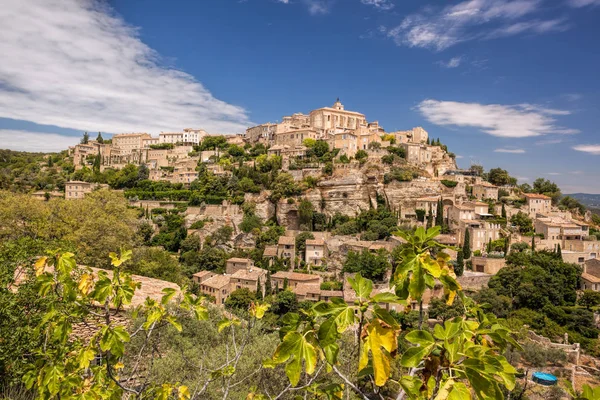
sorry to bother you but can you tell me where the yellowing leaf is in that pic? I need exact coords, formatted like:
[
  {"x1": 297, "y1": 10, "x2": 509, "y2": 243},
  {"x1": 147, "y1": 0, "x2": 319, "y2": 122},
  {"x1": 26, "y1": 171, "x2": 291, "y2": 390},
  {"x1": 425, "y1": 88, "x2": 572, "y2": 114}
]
[
  {"x1": 178, "y1": 385, "x2": 190, "y2": 400},
  {"x1": 114, "y1": 362, "x2": 124, "y2": 370},
  {"x1": 359, "y1": 318, "x2": 399, "y2": 386},
  {"x1": 250, "y1": 302, "x2": 270, "y2": 319},
  {"x1": 34, "y1": 256, "x2": 47, "y2": 276},
  {"x1": 78, "y1": 273, "x2": 93, "y2": 294}
]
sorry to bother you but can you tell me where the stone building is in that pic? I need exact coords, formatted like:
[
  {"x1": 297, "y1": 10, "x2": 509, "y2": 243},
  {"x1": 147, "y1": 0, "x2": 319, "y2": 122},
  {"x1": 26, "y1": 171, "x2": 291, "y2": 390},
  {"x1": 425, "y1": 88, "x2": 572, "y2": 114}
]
[
  {"x1": 470, "y1": 256, "x2": 506, "y2": 274},
  {"x1": 305, "y1": 238, "x2": 328, "y2": 267},
  {"x1": 112, "y1": 133, "x2": 152, "y2": 153},
  {"x1": 65, "y1": 181, "x2": 107, "y2": 200},
  {"x1": 524, "y1": 193, "x2": 552, "y2": 217},
  {"x1": 277, "y1": 236, "x2": 296, "y2": 267},
  {"x1": 581, "y1": 259, "x2": 600, "y2": 291},
  {"x1": 472, "y1": 182, "x2": 499, "y2": 201},
  {"x1": 271, "y1": 271, "x2": 320, "y2": 290},
  {"x1": 225, "y1": 258, "x2": 255, "y2": 274}
]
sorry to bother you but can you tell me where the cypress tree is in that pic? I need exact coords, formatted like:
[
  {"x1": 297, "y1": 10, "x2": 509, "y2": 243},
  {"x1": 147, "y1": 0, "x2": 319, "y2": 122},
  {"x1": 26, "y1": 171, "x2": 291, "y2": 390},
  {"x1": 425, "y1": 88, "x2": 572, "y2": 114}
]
[
  {"x1": 531, "y1": 236, "x2": 536, "y2": 252},
  {"x1": 93, "y1": 153, "x2": 101, "y2": 173},
  {"x1": 504, "y1": 236, "x2": 510, "y2": 255},
  {"x1": 265, "y1": 272, "x2": 272, "y2": 296},
  {"x1": 256, "y1": 277, "x2": 263, "y2": 300},
  {"x1": 486, "y1": 238, "x2": 492, "y2": 253},
  {"x1": 426, "y1": 137, "x2": 430, "y2": 145},
  {"x1": 463, "y1": 229, "x2": 471, "y2": 259},
  {"x1": 557, "y1": 244, "x2": 562, "y2": 259},
  {"x1": 455, "y1": 251, "x2": 464, "y2": 277},
  {"x1": 96, "y1": 132, "x2": 104, "y2": 143},
  {"x1": 81, "y1": 131, "x2": 89, "y2": 144},
  {"x1": 435, "y1": 200, "x2": 444, "y2": 227},
  {"x1": 426, "y1": 209, "x2": 433, "y2": 230},
  {"x1": 501, "y1": 203, "x2": 507, "y2": 219},
  {"x1": 283, "y1": 277, "x2": 289, "y2": 290}
]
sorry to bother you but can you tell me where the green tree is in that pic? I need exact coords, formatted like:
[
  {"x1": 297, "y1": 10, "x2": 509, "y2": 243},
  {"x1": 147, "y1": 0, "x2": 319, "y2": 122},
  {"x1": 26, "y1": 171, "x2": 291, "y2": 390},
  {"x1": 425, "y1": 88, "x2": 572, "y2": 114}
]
[
  {"x1": 96, "y1": 132, "x2": 104, "y2": 143},
  {"x1": 225, "y1": 288, "x2": 256, "y2": 313},
  {"x1": 212, "y1": 225, "x2": 233, "y2": 246},
  {"x1": 343, "y1": 249, "x2": 391, "y2": 281},
  {"x1": 455, "y1": 251, "x2": 464, "y2": 277},
  {"x1": 81, "y1": 131, "x2": 89, "y2": 144},
  {"x1": 487, "y1": 168, "x2": 512, "y2": 186},
  {"x1": 313, "y1": 140, "x2": 330, "y2": 158},
  {"x1": 265, "y1": 271, "x2": 272, "y2": 296},
  {"x1": 557, "y1": 243, "x2": 562, "y2": 258},
  {"x1": 295, "y1": 231, "x2": 314, "y2": 259},
  {"x1": 501, "y1": 203, "x2": 507, "y2": 219},
  {"x1": 298, "y1": 199, "x2": 315, "y2": 230},
  {"x1": 578, "y1": 290, "x2": 600, "y2": 309},
  {"x1": 256, "y1": 277, "x2": 263, "y2": 300},
  {"x1": 463, "y1": 229, "x2": 471, "y2": 259},
  {"x1": 510, "y1": 211, "x2": 533, "y2": 233},
  {"x1": 435, "y1": 199, "x2": 443, "y2": 226},
  {"x1": 532, "y1": 178, "x2": 562, "y2": 204}
]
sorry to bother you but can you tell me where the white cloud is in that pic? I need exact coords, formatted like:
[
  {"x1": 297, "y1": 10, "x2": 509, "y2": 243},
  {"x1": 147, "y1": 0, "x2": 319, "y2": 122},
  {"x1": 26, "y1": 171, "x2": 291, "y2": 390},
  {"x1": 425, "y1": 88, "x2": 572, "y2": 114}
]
[
  {"x1": 361, "y1": 0, "x2": 395, "y2": 10},
  {"x1": 386, "y1": 0, "x2": 567, "y2": 51},
  {"x1": 536, "y1": 138, "x2": 565, "y2": 145},
  {"x1": 437, "y1": 56, "x2": 463, "y2": 68},
  {"x1": 494, "y1": 148, "x2": 526, "y2": 153},
  {"x1": 0, "y1": 130, "x2": 80, "y2": 152},
  {"x1": 276, "y1": 0, "x2": 290, "y2": 3},
  {"x1": 455, "y1": 155, "x2": 464, "y2": 159},
  {"x1": 302, "y1": 0, "x2": 332, "y2": 14},
  {"x1": 546, "y1": 172, "x2": 561, "y2": 175},
  {"x1": 568, "y1": 0, "x2": 600, "y2": 7},
  {"x1": 416, "y1": 99, "x2": 578, "y2": 138},
  {"x1": 0, "y1": 0, "x2": 251, "y2": 135},
  {"x1": 573, "y1": 144, "x2": 600, "y2": 155}
]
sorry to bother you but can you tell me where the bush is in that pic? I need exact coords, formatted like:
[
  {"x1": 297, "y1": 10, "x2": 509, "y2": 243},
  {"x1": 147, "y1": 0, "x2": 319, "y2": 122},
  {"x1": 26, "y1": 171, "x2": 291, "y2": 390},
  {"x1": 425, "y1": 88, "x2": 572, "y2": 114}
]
[
  {"x1": 441, "y1": 180, "x2": 458, "y2": 188},
  {"x1": 190, "y1": 220, "x2": 206, "y2": 230}
]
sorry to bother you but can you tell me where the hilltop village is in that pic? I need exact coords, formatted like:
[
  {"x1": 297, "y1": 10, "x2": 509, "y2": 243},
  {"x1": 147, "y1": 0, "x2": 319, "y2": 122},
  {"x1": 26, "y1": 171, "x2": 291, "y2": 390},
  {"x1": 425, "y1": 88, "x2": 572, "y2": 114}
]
[
  {"x1": 4, "y1": 99, "x2": 600, "y2": 398},
  {"x1": 56, "y1": 99, "x2": 600, "y2": 307}
]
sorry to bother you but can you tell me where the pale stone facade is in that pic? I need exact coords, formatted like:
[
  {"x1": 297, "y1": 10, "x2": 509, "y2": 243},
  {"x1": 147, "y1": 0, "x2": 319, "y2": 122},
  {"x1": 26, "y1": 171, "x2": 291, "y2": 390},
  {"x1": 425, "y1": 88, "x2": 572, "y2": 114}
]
[
  {"x1": 305, "y1": 238, "x2": 328, "y2": 266},
  {"x1": 65, "y1": 181, "x2": 107, "y2": 200},
  {"x1": 524, "y1": 193, "x2": 552, "y2": 217},
  {"x1": 471, "y1": 256, "x2": 506, "y2": 274},
  {"x1": 472, "y1": 183, "x2": 499, "y2": 201},
  {"x1": 271, "y1": 271, "x2": 320, "y2": 290}
]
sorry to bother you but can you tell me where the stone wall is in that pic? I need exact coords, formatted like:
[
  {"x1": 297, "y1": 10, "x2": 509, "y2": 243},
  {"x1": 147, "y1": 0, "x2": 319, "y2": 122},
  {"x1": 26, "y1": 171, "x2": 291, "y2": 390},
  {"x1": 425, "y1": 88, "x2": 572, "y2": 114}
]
[{"x1": 457, "y1": 272, "x2": 492, "y2": 291}]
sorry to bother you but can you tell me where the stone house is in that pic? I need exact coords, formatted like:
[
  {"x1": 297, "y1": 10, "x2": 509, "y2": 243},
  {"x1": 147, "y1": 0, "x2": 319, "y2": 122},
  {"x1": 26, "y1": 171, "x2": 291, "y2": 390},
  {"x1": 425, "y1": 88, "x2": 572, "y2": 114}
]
[
  {"x1": 198, "y1": 275, "x2": 231, "y2": 306},
  {"x1": 230, "y1": 267, "x2": 267, "y2": 296},
  {"x1": 271, "y1": 271, "x2": 321, "y2": 290},
  {"x1": 245, "y1": 123, "x2": 277, "y2": 144},
  {"x1": 305, "y1": 238, "x2": 328, "y2": 266},
  {"x1": 65, "y1": 181, "x2": 108, "y2": 200},
  {"x1": 226, "y1": 258, "x2": 254, "y2": 274},
  {"x1": 581, "y1": 259, "x2": 600, "y2": 291},
  {"x1": 472, "y1": 182, "x2": 499, "y2": 201},
  {"x1": 523, "y1": 193, "x2": 552, "y2": 217},
  {"x1": 470, "y1": 256, "x2": 506, "y2": 274},
  {"x1": 277, "y1": 236, "x2": 296, "y2": 267}
]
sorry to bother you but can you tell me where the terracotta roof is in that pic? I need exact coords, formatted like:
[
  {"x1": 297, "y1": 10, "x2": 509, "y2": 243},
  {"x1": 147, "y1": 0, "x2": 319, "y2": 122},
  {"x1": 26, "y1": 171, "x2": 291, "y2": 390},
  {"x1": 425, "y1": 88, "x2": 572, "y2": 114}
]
[
  {"x1": 582, "y1": 272, "x2": 600, "y2": 284},
  {"x1": 227, "y1": 257, "x2": 253, "y2": 264},
  {"x1": 263, "y1": 245, "x2": 278, "y2": 257},
  {"x1": 294, "y1": 283, "x2": 321, "y2": 296},
  {"x1": 202, "y1": 275, "x2": 231, "y2": 289},
  {"x1": 193, "y1": 270, "x2": 213, "y2": 278},
  {"x1": 278, "y1": 236, "x2": 296, "y2": 245},
  {"x1": 320, "y1": 290, "x2": 343, "y2": 298},
  {"x1": 306, "y1": 239, "x2": 325, "y2": 246},
  {"x1": 523, "y1": 193, "x2": 551, "y2": 200},
  {"x1": 585, "y1": 259, "x2": 600, "y2": 270},
  {"x1": 231, "y1": 267, "x2": 267, "y2": 281},
  {"x1": 453, "y1": 204, "x2": 475, "y2": 211},
  {"x1": 475, "y1": 182, "x2": 498, "y2": 188},
  {"x1": 272, "y1": 271, "x2": 320, "y2": 282}
]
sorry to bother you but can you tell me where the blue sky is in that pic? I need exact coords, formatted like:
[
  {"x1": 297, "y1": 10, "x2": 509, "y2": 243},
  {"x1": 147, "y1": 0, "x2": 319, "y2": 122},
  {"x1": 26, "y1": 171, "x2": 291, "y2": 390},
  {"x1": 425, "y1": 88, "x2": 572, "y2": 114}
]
[{"x1": 0, "y1": 0, "x2": 599, "y2": 192}]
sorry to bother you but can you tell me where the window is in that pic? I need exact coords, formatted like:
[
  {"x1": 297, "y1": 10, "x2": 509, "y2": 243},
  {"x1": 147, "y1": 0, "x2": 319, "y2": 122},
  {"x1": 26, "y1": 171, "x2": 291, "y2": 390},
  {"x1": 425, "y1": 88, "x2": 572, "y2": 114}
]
[{"x1": 578, "y1": 257, "x2": 585, "y2": 263}]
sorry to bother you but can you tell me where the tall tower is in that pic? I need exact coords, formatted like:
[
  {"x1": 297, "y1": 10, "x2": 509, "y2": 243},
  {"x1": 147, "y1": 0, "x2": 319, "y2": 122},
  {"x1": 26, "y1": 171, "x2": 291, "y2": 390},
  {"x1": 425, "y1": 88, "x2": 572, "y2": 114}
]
[{"x1": 333, "y1": 98, "x2": 344, "y2": 111}]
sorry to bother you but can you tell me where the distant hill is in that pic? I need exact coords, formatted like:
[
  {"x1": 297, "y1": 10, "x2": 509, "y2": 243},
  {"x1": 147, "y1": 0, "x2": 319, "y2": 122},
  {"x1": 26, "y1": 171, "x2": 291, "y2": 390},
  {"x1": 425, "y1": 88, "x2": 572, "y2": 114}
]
[{"x1": 566, "y1": 193, "x2": 600, "y2": 212}]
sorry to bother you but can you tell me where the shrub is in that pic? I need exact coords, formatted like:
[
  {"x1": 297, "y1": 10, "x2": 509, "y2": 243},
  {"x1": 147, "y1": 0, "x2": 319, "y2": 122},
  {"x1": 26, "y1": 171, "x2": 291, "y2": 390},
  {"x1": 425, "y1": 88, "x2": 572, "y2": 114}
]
[{"x1": 441, "y1": 180, "x2": 458, "y2": 188}]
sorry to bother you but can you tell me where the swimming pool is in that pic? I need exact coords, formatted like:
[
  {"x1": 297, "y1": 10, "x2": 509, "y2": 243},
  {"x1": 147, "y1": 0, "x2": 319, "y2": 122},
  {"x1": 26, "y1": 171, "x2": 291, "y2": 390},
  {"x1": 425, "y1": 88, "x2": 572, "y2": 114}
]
[{"x1": 532, "y1": 372, "x2": 558, "y2": 386}]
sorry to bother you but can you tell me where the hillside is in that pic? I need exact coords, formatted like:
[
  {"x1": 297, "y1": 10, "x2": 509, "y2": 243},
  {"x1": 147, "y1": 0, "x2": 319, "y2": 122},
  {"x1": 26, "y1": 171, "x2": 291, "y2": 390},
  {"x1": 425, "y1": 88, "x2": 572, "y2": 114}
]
[{"x1": 567, "y1": 193, "x2": 600, "y2": 213}]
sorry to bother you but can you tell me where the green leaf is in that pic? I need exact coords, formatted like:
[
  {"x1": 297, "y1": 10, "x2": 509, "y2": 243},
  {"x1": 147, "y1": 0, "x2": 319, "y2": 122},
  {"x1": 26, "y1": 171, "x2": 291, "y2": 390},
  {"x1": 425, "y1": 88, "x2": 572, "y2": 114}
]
[
  {"x1": 78, "y1": 348, "x2": 96, "y2": 369},
  {"x1": 371, "y1": 292, "x2": 404, "y2": 304},
  {"x1": 348, "y1": 273, "x2": 373, "y2": 300},
  {"x1": 161, "y1": 287, "x2": 177, "y2": 304},
  {"x1": 405, "y1": 330, "x2": 435, "y2": 347},
  {"x1": 42, "y1": 365, "x2": 63, "y2": 396},
  {"x1": 56, "y1": 252, "x2": 76, "y2": 275},
  {"x1": 318, "y1": 317, "x2": 339, "y2": 346},
  {"x1": 272, "y1": 331, "x2": 318, "y2": 386},
  {"x1": 166, "y1": 315, "x2": 182, "y2": 332},
  {"x1": 399, "y1": 375, "x2": 423, "y2": 399},
  {"x1": 448, "y1": 382, "x2": 471, "y2": 400},
  {"x1": 400, "y1": 345, "x2": 433, "y2": 368}
]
